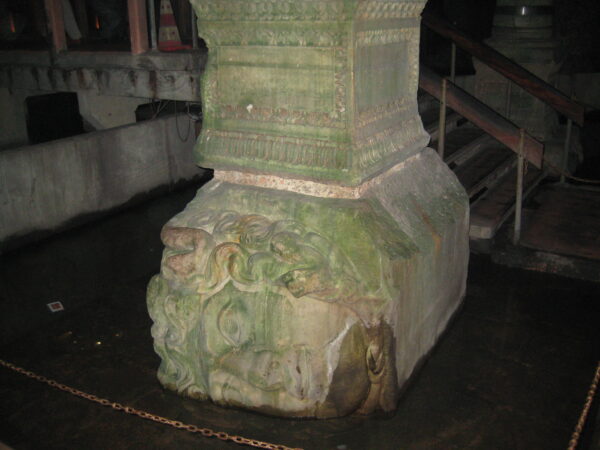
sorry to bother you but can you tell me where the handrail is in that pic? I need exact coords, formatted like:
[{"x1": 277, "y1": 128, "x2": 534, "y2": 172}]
[
  {"x1": 421, "y1": 11, "x2": 584, "y2": 126},
  {"x1": 420, "y1": 65, "x2": 544, "y2": 168}
]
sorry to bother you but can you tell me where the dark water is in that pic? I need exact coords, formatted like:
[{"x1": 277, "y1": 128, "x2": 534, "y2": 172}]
[{"x1": 0, "y1": 184, "x2": 599, "y2": 450}]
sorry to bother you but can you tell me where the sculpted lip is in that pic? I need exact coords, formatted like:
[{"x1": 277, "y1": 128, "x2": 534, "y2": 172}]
[{"x1": 216, "y1": 346, "x2": 311, "y2": 401}]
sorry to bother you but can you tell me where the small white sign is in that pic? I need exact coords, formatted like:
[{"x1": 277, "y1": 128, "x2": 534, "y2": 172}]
[{"x1": 47, "y1": 301, "x2": 65, "y2": 313}]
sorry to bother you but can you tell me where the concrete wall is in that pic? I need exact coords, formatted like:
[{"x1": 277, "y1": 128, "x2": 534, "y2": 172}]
[{"x1": 0, "y1": 114, "x2": 204, "y2": 247}]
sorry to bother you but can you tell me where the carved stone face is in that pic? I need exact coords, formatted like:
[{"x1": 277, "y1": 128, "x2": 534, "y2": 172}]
[
  {"x1": 148, "y1": 210, "x2": 399, "y2": 418},
  {"x1": 199, "y1": 282, "x2": 372, "y2": 417}
]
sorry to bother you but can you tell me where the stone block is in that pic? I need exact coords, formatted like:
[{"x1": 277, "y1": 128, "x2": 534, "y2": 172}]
[{"x1": 148, "y1": 149, "x2": 469, "y2": 418}]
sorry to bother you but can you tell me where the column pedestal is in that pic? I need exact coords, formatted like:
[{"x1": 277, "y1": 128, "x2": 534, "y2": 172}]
[
  {"x1": 474, "y1": 1, "x2": 559, "y2": 140},
  {"x1": 147, "y1": 0, "x2": 469, "y2": 418}
]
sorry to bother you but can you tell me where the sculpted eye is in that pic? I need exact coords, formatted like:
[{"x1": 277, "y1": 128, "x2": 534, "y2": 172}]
[
  {"x1": 222, "y1": 316, "x2": 240, "y2": 342},
  {"x1": 217, "y1": 302, "x2": 249, "y2": 348}
]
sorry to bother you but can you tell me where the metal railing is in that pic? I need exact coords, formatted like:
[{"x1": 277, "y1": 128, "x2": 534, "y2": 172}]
[
  {"x1": 419, "y1": 66, "x2": 539, "y2": 244},
  {"x1": 421, "y1": 11, "x2": 584, "y2": 125},
  {"x1": 421, "y1": 11, "x2": 585, "y2": 244}
]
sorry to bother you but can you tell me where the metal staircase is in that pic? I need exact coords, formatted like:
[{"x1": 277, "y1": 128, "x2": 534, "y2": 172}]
[
  {"x1": 418, "y1": 89, "x2": 545, "y2": 241},
  {"x1": 418, "y1": 12, "x2": 585, "y2": 246}
]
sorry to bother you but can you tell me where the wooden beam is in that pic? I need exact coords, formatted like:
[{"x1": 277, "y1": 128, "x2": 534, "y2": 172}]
[
  {"x1": 419, "y1": 65, "x2": 544, "y2": 169},
  {"x1": 422, "y1": 11, "x2": 584, "y2": 126},
  {"x1": 128, "y1": 0, "x2": 149, "y2": 55},
  {"x1": 44, "y1": 0, "x2": 67, "y2": 53}
]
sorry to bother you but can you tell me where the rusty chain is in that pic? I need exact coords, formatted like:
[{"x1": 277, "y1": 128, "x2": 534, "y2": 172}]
[
  {"x1": 4, "y1": 355, "x2": 600, "y2": 450},
  {"x1": 0, "y1": 359, "x2": 303, "y2": 450},
  {"x1": 567, "y1": 360, "x2": 600, "y2": 450}
]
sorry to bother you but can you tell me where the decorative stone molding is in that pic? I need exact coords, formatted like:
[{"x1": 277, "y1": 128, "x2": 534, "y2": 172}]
[
  {"x1": 355, "y1": 1, "x2": 425, "y2": 20},
  {"x1": 190, "y1": 0, "x2": 428, "y2": 186},
  {"x1": 214, "y1": 152, "x2": 420, "y2": 199},
  {"x1": 355, "y1": 28, "x2": 418, "y2": 46},
  {"x1": 200, "y1": 27, "x2": 348, "y2": 48},
  {"x1": 357, "y1": 98, "x2": 411, "y2": 128},
  {"x1": 193, "y1": 1, "x2": 348, "y2": 22}
]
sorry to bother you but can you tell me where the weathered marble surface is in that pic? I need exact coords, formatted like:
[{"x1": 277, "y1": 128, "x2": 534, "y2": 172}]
[
  {"x1": 148, "y1": 0, "x2": 469, "y2": 418},
  {"x1": 190, "y1": 0, "x2": 429, "y2": 185},
  {"x1": 148, "y1": 149, "x2": 468, "y2": 418}
]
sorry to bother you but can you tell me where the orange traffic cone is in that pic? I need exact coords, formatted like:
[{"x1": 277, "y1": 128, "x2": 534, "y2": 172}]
[{"x1": 158, "y1": 0, "x2": 190, "y2": 52}]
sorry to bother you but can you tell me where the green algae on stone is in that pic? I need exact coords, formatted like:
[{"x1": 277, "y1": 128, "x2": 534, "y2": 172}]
[
  {"x1": 148, "y1": 148, "x2": 469, "y2": 418},
  {"x1": 189, "y1": 0, "x2": 429, "y2": 185},
  {"x1": 148, "y1": 0, "x2": 469, "y2": 419}
]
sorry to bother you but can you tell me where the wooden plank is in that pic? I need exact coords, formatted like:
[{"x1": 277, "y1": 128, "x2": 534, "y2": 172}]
[
  {"x1": 422, "y1": 12, "x2": 584, "y2": 126},
  {"x1": 429, "y1": 126, "x2": 487, "y2": 164},
  {"x1": 464, "y1": 154, "x2": 515, "y2": 198},
  {"x1": 445, "y1": 132, "x2": 492, "y2": 167},
  {"x1": 470, "y1": 168, "x2": 544, "y2": 239},
  {"x1": 453, "y1": 146, "x2": 514, "y2": 197},
  {"x1": 419, "y1": 65, "x2": 544, "y2": 168},
  {"x1": 44, "y1": 0, "x2": 67, "y2": 53},
  {"x1": 128, "y1": 0, "x2": 149, "y2": 55}
]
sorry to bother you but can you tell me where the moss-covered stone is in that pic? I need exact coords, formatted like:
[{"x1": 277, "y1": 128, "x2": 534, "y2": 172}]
[
  {"x1": 148, "y1": 0, "x2": 469, "y2": 419},
  {"x1": 148, "y1": 149, "x2": 469, "y2": 418},
  {"x1": 189, "y1": 0, "x2": 429, "y2": 185}
]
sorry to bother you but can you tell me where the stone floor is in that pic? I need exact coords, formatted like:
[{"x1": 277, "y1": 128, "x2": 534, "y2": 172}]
[
  {"x1": 1, "y1": 180, "x2": 599, "y2": 450},
  {"x1": 520, "y1": 184, "x2": 600, "y2": 258}
]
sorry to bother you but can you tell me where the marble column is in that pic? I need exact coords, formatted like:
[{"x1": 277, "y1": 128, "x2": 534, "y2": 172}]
[
  {"x1": 147, "y1": 0, "x2": 469, "y2": 419},
  {"x1": 474, "y1": 0, "x2": 558, "y2": 139}
]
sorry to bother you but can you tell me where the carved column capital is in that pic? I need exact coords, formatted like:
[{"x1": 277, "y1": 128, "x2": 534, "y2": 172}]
[{"x1": 190, "y1": 0, "x2": 429, "y2": 186}]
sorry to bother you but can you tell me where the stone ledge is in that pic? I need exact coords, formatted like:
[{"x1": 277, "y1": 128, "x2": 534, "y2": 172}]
[{"x1": 0, "y1": 49, "x2": 206, "y2": 101}]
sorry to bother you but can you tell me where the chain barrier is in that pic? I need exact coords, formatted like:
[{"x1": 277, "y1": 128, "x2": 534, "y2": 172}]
[
  {"x1": 567, "y1": 360, "x2": 600, "y2": 450},
  {"x1": 3, "y1": 355, "x2": 600, "y2": 450},
  {"x1": 543, "y1": 159, "x2": 600, "y2": 185},
  {"x1": 0, "y1": 359, "x2": 303, "y2": 450}
]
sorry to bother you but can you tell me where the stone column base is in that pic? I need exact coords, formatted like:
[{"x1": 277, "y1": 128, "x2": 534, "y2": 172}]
[{"x1": 147, "y1": 148, "x2": 469, "y2": 418}]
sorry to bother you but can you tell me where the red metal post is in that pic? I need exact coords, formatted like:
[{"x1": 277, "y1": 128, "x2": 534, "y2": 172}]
[
  {"x1": 128, "y1": 0, "x2": 149, "y2": 55},
  {"x1": 44, "y1": 0, "x2": 67, "y2": 52}
]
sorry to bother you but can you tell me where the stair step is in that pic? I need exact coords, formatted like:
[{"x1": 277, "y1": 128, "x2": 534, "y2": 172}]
[
  {"x1": 453, "y1": 145, "x2": 515, "y2": 198},
  {"x1": 470, "y1": 168, "x2": 544, "y2": 240},
  {"x1": 417, "y1": 88, "x2": 548, "y2": 242},
  {"x1": 466, "y1": 156, "x2": 516, "y2": 199},
  {"x1": 426, "y1": 112, "x2": 463, "y2": 141},
  {"x1": 429, "y1": 126, "x2": 488, "y2": 164},
  {"x1": 445, "y1": 133, "x2": 493, "y2": 168}
]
